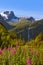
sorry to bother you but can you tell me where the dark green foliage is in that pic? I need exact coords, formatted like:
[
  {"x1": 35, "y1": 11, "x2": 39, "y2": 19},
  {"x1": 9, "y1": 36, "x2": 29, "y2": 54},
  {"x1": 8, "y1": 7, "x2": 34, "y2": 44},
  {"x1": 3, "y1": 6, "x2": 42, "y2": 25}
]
[
  {"x1": 0, "y1": 23, "x2": 25, "y2": 49},
  {"x1": 27, "y1": 32, "x2": 43, "y2": 48}
]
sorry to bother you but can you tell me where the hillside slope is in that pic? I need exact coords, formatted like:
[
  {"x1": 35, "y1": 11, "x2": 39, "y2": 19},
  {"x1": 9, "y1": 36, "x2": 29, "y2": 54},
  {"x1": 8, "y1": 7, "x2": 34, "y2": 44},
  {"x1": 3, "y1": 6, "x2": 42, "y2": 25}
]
[
  {"x1": 29, "y1": 19, "x2": 43, "y2": 39},
  {"x1": 0, "y1": 15, "x2": 15, "y2": 30}
]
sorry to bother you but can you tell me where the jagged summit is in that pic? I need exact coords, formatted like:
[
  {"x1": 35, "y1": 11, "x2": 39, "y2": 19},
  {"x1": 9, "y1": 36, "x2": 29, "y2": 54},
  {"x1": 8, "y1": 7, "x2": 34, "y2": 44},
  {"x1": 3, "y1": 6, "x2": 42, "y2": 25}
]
[{"x1": 0, "y1": 11, "x2": 19, "y2": 22}]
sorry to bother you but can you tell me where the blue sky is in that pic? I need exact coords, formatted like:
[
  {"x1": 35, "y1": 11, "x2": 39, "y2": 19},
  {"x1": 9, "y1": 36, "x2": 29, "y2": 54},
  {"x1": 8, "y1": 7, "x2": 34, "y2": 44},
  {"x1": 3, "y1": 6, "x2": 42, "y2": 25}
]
[{"x1": 0, "y1": 0, "x2": 43, "y2": 19}]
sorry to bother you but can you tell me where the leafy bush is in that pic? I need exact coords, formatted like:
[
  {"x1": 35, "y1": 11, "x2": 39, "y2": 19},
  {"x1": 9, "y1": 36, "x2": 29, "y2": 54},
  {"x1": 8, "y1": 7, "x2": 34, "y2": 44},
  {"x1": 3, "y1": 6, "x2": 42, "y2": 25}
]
[{"x1": 35, "y1": 33, "x2": 43, "y2": 42}]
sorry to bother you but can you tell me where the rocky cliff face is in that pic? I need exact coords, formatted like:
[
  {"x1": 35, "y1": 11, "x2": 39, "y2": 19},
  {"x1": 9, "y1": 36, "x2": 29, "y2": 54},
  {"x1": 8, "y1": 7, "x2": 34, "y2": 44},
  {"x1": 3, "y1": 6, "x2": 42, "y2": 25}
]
[{"x1": 0, "y1": 11, "x2": 19, "y2": 22}]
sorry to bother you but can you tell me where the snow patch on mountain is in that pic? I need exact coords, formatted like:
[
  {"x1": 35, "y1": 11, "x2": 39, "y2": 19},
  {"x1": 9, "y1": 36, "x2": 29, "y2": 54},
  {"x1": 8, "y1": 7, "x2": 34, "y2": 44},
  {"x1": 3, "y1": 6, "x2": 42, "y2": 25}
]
[{"x1": 0, "y1": 13, "x2": 8, "y2": 19}]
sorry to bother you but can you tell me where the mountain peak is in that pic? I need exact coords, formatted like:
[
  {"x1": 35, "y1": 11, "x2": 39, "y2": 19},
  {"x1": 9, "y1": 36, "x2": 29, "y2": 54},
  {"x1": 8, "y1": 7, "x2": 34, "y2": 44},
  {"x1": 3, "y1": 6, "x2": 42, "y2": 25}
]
[
  {"x1": 0, "y1": 11, "x2": 19, "y2": 22},
  {"x1": 3, "y1": 11, "x2": 15, "y2": 18}
]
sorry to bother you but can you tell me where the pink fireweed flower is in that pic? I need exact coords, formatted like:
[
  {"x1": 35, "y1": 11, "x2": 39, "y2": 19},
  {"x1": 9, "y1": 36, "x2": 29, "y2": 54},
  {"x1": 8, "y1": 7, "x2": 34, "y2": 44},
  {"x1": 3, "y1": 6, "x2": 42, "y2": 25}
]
[
  {"x1": 29, "y1": 49, "x2": 33, "y2": 55},
  {"x1": 3, "y1": 47, "x2": 7, "y2": 51},
  {"x1": 12, "y1": 48, "x2": 16, "y2": 54},
  {"x1": 31, "y1": 60, "x2": 34, "y2": 65},
  {"x1": 26, "y1": 57, "x2": 31, "y2": 65},
  {"x1": 16, "y1": 42, "x2": 18, "y2": 48},
  {"x1": 0, "y1": 49, "x2": 2, "y2": 54},
  {"x1": 10, "y1": 45, "x2": 13, "y2": 49},
  {"x1": 35, "y1": 51, "x2": 39, "y2": 58},
  {"x1": 27, "y1": 63, "x2": 31, "y2": 65},
  {"x1": 8, "y1": 47, "x2": 11, "y2": 51},
  {"x1": 8, "y1": 46, "x2": 12, "y2": 51}
]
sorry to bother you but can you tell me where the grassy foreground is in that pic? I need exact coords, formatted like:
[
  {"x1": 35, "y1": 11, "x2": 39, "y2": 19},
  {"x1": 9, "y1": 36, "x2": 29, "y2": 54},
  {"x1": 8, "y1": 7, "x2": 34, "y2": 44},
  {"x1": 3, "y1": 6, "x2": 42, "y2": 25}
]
[{"x1": 0, "y1": 45, "x2": 43, "y2": 65}]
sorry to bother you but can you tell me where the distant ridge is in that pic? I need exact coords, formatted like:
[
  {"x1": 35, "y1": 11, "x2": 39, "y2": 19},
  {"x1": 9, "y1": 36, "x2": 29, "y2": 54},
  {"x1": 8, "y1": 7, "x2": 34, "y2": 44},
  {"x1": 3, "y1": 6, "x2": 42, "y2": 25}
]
[{"x1": 0, "y1": 11, "x2": 35, "y2": 22}]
